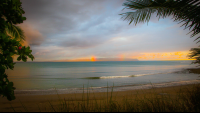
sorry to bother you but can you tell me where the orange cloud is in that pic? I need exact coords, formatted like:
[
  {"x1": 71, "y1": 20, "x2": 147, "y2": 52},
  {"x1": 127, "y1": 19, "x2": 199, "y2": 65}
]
[
  {"x1": 69, "y1": 59, "x2": 91, "y2": 62},
  {"x1": 119, "y1": 54, "x2": 124, "y2": 61},
  {"x1": 18, "y1": 23, "x2": 44, "y2": 46},
  {"x1": 138, "y1": 51, "x2": 194, "y2": 61},
  {"x1": 32, "y1": 51, "x2": 194, "y2": 62}
]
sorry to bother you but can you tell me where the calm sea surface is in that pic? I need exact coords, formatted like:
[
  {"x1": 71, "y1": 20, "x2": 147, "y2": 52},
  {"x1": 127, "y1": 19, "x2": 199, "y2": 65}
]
[{"x1": 5, "y1": 61, "x2": 200, "y2": 94}]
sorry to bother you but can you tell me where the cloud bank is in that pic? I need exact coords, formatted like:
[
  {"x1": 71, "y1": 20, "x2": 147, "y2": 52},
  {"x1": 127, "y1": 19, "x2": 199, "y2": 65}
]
[{"x1": 16, "y1": 0, "x2": 198, "y2": 61}]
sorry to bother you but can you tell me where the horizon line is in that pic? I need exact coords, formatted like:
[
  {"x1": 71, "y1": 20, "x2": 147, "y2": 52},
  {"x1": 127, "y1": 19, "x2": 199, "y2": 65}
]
[{"x1": 14, "y1": 59, "x2": 195, "y2": 63}]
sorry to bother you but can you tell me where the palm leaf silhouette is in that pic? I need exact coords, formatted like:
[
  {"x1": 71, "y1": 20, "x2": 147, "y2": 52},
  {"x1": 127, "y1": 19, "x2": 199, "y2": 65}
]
[
  {"x1": 120, "y1": 0, "x2": 200, "y2": 43},
  {"x1": 5, "y1": 22, "x2": 25, "y2": 42}
]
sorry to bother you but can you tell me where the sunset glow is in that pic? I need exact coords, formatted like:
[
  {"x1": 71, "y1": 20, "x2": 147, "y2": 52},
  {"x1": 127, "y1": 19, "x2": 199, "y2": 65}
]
[
  {"x1": 91, "y1": 56, "x2": 96, "y2": 62},
  {"x1": 50, "y1": 51, "x2": 194, "y2": 62},
  {"x1": 119, "y1": 54, "x2": 124, "y2": 61},
  {"x1": 20, "y1": 51, "x2": 196, "y2": 62},
  {"x1": 135, "y1": 51, "x2": 195, "y2": 61}
]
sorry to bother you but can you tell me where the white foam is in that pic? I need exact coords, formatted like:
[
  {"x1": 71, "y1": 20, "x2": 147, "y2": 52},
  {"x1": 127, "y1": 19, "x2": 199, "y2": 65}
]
[
  {"x1": 88, "y1": 87, "x2": 103, "y2": 89},
  {"x1": 100, "y1": 75, "x2": 130, "y2": 79},
  {"x1": 99, "y1": 73, "x2": 161, "y2": 79},
  {"x1": 132, "y1": 73, "x2": 153, "y2": 77}
]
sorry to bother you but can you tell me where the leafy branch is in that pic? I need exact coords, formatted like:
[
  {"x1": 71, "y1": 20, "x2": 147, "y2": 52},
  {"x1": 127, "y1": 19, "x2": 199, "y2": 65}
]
[{"x1": 0, "y1": 0, "x2": 34, "y2": 101}]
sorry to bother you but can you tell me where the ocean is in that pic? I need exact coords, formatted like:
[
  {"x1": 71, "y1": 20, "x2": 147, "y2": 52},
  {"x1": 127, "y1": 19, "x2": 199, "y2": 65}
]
[{"x1": 5, "y1": 61, "x2": 200, "y2": 95}]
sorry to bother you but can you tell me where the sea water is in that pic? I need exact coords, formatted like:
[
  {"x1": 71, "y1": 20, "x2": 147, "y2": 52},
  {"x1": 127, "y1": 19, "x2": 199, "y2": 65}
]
[{"x1": 5, "y1": 61, "x2": 200, "y2": 95}]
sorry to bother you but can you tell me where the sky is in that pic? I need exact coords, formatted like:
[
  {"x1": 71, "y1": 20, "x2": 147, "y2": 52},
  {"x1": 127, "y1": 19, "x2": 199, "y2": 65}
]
[{"x1": 15, "y1": 0, "x2": 199, "y2": 62}]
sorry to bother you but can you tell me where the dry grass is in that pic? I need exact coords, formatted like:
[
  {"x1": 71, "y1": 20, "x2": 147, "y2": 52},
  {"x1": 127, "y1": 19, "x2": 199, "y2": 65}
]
[
  {"x1": 50, "y1": 83, "x2": 200, "y2": 112},
  {"x1": 2, "y1": 83, "x2": 200, "y2": 112}
]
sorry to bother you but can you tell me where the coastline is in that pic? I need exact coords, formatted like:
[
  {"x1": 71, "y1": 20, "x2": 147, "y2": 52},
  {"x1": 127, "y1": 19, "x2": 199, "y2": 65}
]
[
  {"x1": 12, "y1": 67, "x2": 200, "y2": 96},
  {"x1": 0, "y1": 67, "x2": 199, "y2": 112},
  {"x1": 13, "y1": 79, "x2": 200, "y2": 95}
]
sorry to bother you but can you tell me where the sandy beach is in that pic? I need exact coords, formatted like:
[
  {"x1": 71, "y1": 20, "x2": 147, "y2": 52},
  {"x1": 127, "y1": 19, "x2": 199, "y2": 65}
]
[
  {"x1": 0, "y1": 83, "x2": 199, "y2": 112},
  {"x1": 0, "y1": 68, "x2": 200, "y2": 112}
]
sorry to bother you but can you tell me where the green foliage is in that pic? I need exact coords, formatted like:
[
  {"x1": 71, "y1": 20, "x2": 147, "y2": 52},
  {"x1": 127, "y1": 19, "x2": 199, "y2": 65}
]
[
  {"x1": 120, "y1": 0, "x2": 200, "y2": 43},
  {"x1": 0, "y1": 0, "x2": 26, "y2": 25},
  {"x1": 0, "y1": 0, "x2": 34, "y2": 101},
  {"x1": 5, "y1": 23, "x2": 25, "y2": 42}
]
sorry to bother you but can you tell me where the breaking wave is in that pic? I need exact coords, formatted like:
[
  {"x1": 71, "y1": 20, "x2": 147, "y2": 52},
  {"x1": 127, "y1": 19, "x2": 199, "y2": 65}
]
[{"x1": 82, "y1": 72, "x2": 173, "y2": 79}]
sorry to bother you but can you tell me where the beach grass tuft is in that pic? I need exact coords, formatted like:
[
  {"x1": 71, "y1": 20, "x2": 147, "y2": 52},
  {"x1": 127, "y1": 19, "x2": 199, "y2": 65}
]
[
  {"x1": 6, "y1": 83, "x2": 200, "y2": 112},
  {"x1": 48, "y1": 83, "x2": 200, "y2": 112}
]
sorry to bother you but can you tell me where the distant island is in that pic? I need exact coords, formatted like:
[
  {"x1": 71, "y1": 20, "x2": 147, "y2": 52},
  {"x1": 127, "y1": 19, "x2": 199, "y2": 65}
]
[{"x1": 96, "y1": 58, "x2": 139, "y2": 61}]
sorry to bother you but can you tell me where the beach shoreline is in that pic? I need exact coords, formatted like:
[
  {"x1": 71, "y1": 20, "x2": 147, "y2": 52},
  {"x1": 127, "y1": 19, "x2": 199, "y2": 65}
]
[
  {"x1": 13, "y1": 79, "x2": 200, "y2": 96},
  {"x1": 0, "y1": 67, "x2": 199, "y2": 112},
  {"x1": 12, "y1": 67, "x2": 200, "y2": 96},
  {"x1": 1, "y1": 83, "x2": 200, "y2": 112}
]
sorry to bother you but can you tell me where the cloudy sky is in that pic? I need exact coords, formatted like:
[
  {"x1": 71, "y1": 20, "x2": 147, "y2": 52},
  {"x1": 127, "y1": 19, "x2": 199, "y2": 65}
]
[{"x1": 16, "y1": 0, "x2": 198, "y2": 62}]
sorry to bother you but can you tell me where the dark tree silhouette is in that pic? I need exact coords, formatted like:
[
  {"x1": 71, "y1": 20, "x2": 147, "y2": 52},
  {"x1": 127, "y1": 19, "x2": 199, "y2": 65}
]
[{"x1": 0, "y1": 0, "x2": 34, "y2": 101}]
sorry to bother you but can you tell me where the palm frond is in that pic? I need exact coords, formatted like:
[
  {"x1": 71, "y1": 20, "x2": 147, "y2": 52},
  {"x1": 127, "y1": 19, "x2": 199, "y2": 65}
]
[
  {"x1": 120, "y1": 0, "x2": 200, "y2": 43},
  {"x1": 188, "y1": 48, "x2": 200, "y2": 64},
  {"x1": 5, "y1": 23, "x2": 25, "y2": 42}
]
